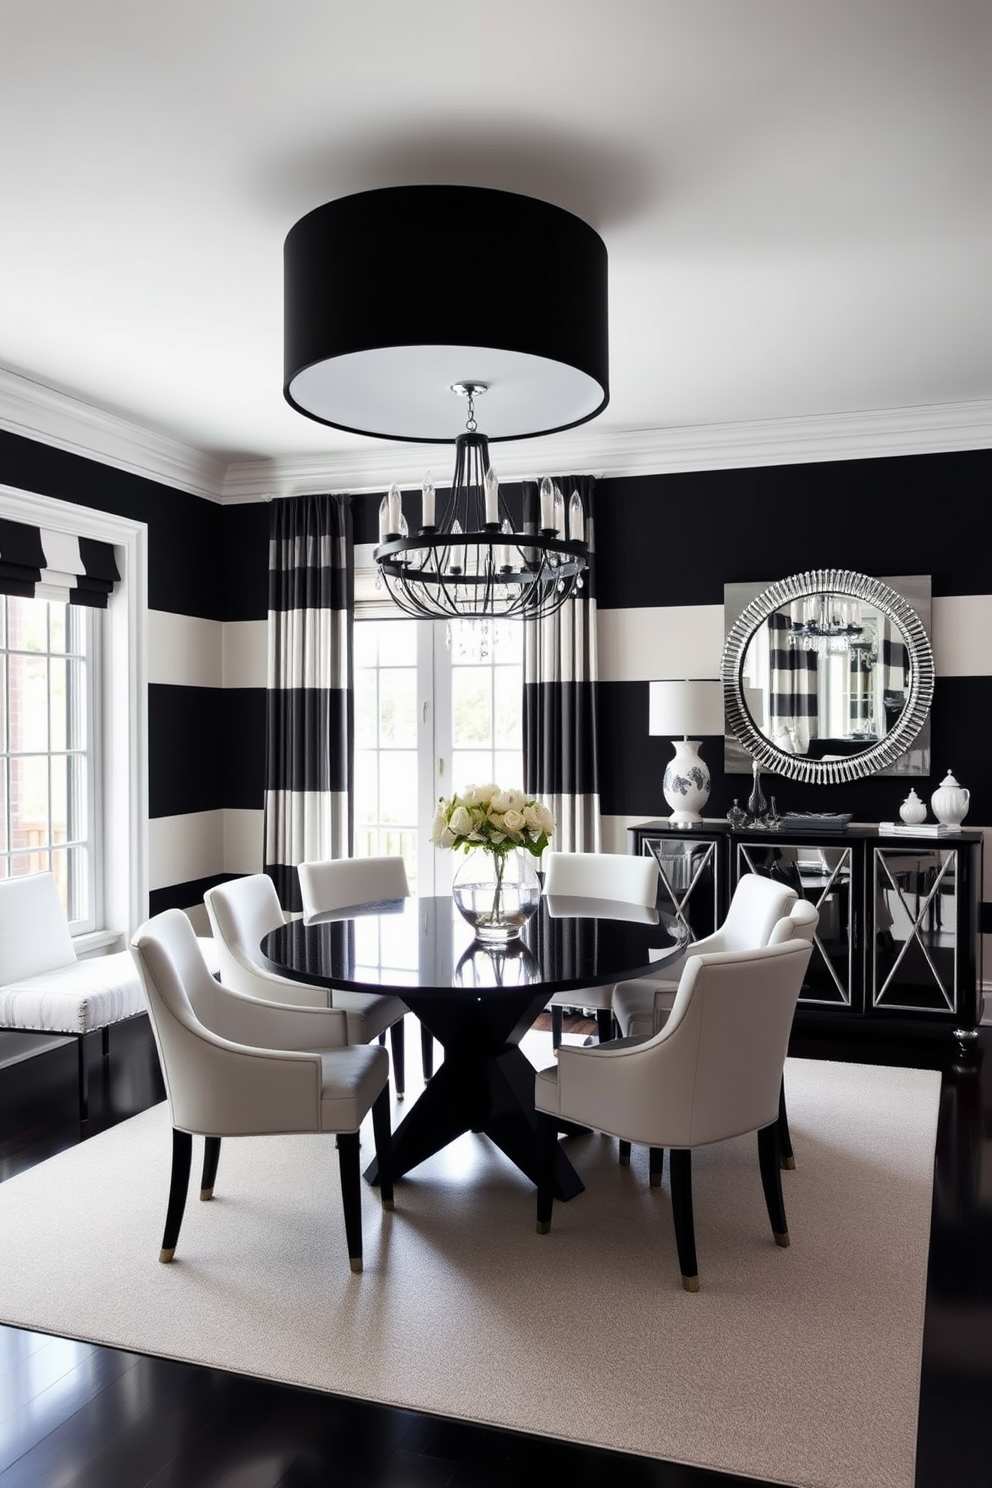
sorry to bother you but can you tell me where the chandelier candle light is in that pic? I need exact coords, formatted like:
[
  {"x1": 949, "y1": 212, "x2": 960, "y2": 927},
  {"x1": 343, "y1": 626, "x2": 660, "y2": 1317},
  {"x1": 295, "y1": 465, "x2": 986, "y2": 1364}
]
[
  {"x1": 374, "y1": 384, "x2": 588, "y2": 620},
  {"x1": 432, "y1": 785, "x2": 555, "y2": 942}
]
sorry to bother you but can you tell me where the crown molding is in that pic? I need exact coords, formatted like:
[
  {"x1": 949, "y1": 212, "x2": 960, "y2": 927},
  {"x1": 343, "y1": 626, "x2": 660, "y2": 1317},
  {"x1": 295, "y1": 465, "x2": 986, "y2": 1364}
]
[
  {"x1": 220, "y1": 398, "x2": 992, "y2": 500},
  {"x1": 0, "y1": 367, "x2": 229, "y2": 501},
  {"x1": 2, "y1": 364, "x2": 990, "y2": 504}
]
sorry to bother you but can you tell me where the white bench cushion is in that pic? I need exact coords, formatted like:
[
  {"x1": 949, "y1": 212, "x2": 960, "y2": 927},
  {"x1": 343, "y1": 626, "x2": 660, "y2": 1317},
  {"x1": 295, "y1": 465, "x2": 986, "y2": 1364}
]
[{"x1": 0, "y1": 950, "x2": 145, "y2": 1035}]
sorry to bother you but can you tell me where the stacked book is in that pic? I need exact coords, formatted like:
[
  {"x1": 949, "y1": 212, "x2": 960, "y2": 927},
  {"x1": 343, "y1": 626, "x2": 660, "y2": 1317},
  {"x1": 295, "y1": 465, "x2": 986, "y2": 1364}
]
[
  {"x1": 878, "y1": 821, "x2": 961, "y2": 835},
  {"x1": 779, "y1": 812, "x2": 853, "y2": 833}
]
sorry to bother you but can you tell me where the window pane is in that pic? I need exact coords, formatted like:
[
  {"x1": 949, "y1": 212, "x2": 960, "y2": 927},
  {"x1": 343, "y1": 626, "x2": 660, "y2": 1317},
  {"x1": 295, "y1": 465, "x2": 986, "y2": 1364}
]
[
  {"x1": 49, "y1": 658, "x2": 68, "y2": 751},
  {"x1": 452, "y1": 668, "x2": 492, "y2": 746},
  {"x1": 9, "y1": 654, "x2": 49, "y2": 751},
  {"x1": 379, "y1": 669, "x2": 417, "y2": 747},
  {"x1": 493, "y1": 668, "x2": 522, "y2": 747},
  {"x1": 355, "y1": 670, "x2": 378, "y2": 748},
  {"x1": 8, "y1": 597, "x2": 46, "y2": 652},
  {"x1": 353, "y1": 750, "x2": 379, "y2": 823},
  {"x1": 10, "y1": 755, "x2": 48, "y2": 855},
  {"x1": 49, "y1": 606, "x2": 66, "y2": 654},
  {"x1": 379, "y1": 752, "x2": 417, "y2": 824},
  {"x1": 0, "y1": 762, "x2": 6, "y2": 852}
]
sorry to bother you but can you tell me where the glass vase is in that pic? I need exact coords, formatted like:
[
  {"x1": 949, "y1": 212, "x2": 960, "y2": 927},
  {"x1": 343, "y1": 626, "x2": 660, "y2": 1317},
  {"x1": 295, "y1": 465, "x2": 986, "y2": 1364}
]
[{"x1": 451, "y1": 847, "x2": 541, "y2": 942}]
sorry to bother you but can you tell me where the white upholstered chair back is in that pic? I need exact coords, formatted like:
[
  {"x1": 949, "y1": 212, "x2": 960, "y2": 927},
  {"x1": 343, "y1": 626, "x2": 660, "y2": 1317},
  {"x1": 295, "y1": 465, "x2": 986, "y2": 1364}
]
[
  {"x1": 131, "y1": 908, "x2": 322, "y2": 1137},
  {"x1": 543, "y1": 851, "x2": 659, "y2": 906},
  {"x1": 717, "y1": 874, "x2": 798, "y2": 951},
  {"x1": 0, "y1": 872, "x2": 77, "y2": 982},
  {"x1": 298, "y1": 856, "x2": 410, "y2": 922},
  {"x1": 550, "y1": 939, "x2": 813, "y2": 1150},
  {"x1": 203, "y1": 873, "x2": 331, "y2": 1006}
]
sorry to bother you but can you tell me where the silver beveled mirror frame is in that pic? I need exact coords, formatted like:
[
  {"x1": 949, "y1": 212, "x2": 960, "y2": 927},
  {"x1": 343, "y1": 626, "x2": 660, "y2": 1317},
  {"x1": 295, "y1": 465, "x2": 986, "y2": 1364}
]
[{"x1": 721, "y1": 569, "x2": 935, "y2": 785}]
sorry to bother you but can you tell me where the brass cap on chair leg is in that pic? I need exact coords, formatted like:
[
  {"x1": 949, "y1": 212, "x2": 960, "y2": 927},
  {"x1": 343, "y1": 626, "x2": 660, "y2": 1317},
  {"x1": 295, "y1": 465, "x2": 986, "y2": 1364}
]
[
  {"x1": 780, "y1": 1155, "x2": 796, "y2": 1171},
  {"x1": 199, "y1": 1186, "x2": 214, "y2": 1201},
  {"x1": 774, "y1": 1229, "x2": 790, "y2": 1248},
  {"x1": 682, "y1": 1274, "x2": 700, "y2": 1293},
  {"x1": 159, "y1": 1248, "x2": 176, "y2": 1264},
  {"x1": 536, "y1": 1219, "x2": 551, "y2": 1235},
  {"x1": 349, "y1": 1256, "x2": 363, "y2": 1273},
  {"x1": 382, "y1": 1198, "x2": 394, "y2": 1211}
]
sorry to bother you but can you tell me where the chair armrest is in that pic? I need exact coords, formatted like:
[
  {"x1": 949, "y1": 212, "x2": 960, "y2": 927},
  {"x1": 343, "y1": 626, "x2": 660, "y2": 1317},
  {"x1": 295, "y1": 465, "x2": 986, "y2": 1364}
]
[{"x1": 199, "y1": 980, "x2": 349, "y2": 1049}]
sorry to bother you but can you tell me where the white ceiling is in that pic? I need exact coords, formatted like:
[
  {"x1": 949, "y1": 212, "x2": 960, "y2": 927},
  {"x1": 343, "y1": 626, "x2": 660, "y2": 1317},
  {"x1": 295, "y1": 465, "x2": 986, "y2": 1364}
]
[{"x1": 1, "y1": 0, "x2": 990, "y2": 496}]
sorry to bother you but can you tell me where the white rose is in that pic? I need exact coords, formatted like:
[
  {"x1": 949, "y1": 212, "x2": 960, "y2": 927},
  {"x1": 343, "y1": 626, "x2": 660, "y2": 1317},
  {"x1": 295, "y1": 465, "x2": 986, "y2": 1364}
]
[
  {"x1": 430, "y1": 803, "x2": 449, "y2": 846},
  {"x1": 502, "y1": 808, "x2": 526, "y2": 834},
  {"x1": 505, "y1": 789, "x2": 526, "y2": 810},
  {"x1": 490, "y1": 790, "x2": 513, "y2": 813},
  {"x1": 448, "y1": 805, "x2": 473, "y2": 837},
  {"x1": 536, "y1": 803, "x2": 555, "y2": 835}
]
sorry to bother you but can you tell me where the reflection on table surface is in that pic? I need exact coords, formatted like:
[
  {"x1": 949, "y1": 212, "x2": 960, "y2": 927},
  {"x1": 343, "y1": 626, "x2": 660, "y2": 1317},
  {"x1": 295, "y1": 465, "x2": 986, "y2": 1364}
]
[{"x1": 263, "y1": 894, "x2": 683, "y2": 999}]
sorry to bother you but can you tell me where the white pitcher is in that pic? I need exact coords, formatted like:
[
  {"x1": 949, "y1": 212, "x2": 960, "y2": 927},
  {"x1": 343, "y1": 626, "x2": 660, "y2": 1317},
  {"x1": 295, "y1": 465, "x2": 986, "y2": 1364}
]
[{"x1": 930, "y1": 771, "x2": 970, "y2": 827}]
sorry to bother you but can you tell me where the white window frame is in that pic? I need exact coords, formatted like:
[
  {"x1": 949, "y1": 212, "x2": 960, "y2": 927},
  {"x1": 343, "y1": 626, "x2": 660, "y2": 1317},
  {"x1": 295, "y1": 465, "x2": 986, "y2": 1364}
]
[{"x1": 0, "y1": 483, "x2": 148, "y2": 949}]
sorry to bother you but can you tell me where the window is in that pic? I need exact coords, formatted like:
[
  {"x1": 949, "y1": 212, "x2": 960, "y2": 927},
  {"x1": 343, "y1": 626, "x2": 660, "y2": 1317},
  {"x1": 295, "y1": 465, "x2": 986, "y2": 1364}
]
[
  {"x1": 354, "y1": 617, "x2": 523, "y2": 894},
  {"x1": 0, "y1": 595, "x2": 101, "y2": 931},
  {"x1": 0, "y1": 484, "x2": 148, "y2": 945}
]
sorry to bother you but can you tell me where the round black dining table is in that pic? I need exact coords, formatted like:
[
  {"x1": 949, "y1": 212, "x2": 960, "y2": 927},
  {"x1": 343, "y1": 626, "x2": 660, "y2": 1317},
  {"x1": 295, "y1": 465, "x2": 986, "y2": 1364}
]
[{"x1": 261, "y1": 893, "x2": 685, "y2": 1200}]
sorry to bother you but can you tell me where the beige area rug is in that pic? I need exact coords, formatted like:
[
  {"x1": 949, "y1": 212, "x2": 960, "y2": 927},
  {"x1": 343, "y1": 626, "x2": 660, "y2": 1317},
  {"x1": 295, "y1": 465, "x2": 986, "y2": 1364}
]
[{"x1": 0, "y1": 1048, "x2": 940, "y2": 1488}]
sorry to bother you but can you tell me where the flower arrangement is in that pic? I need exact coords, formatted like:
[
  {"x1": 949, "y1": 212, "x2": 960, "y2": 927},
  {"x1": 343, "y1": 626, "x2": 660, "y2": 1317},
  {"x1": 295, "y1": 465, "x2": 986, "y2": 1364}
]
[{"x1": 430, "y1": 785, "x2": 555, "y2": 859}]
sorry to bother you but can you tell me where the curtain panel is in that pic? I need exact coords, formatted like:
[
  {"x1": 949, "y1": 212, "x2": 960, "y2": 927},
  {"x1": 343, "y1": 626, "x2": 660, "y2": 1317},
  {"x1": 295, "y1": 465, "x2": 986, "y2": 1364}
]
[
  {"x1": 264, "y1": 494, "x2": 354, "y2": 912},
  {"x1": 767, "y1": 609, "x2": 819, "y2": 755},
  {"x1": 522, "y1": 474, "x2": 601, "y2": 853},
  {"x1": 0, "y1": 518, "x2": 120, "y2": 608}
]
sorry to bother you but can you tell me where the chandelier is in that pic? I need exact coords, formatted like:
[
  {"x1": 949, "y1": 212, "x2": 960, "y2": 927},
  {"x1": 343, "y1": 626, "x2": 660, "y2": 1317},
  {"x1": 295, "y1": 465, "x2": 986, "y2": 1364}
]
[
  {"x1": 283, "y1": 185, "x2": 608, "y2": 620},
  {"x1": 788, "y1": 594, "x2": 864, "y2": 654},
  {"x1": 373, "y1": 384, "x2": 587, "y2": 620}
]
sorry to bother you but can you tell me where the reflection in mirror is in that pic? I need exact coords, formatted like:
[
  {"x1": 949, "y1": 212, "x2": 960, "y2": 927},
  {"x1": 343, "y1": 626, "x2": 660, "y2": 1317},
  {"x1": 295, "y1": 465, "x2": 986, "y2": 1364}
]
[
  {"x1": 737, "y1": 841, "x2": 854, "y2": 1007},
  {"x1": 723, "y1": 572, "x2": 934, "y2": 786}
]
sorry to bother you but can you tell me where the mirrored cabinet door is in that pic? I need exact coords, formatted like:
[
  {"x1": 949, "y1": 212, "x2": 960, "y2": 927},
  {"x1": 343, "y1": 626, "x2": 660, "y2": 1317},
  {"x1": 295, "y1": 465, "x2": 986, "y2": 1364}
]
[
  {"x1": 639, "y1": 835, "x2": 720, "y2": 943},
  {"x1": 735, "y1": 842, "x2": 855, "y2": 1007},
  {"x1": 872, "y1": 847, "x2": 960, "y2": 1014}
]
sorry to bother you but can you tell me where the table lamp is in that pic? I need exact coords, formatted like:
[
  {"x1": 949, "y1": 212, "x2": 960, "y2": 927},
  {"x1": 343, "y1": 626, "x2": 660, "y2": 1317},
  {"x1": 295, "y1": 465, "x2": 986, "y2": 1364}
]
[{"x1": 648, "y1": 679, "x2": 725, "y2": 826}]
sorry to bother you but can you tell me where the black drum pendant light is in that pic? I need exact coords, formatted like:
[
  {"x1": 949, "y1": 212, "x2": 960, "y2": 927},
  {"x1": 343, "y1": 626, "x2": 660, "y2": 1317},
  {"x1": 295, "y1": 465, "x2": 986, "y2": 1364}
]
[{"x1": 283, "y1": 185, "x2": 609, "y2": 619}]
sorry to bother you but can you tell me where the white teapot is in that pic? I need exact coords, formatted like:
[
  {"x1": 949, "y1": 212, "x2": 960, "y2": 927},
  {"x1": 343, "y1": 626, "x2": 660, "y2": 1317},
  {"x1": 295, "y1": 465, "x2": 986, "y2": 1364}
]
[{"x1": 930, "y1": 771, "x2": 970, "y2": 828}]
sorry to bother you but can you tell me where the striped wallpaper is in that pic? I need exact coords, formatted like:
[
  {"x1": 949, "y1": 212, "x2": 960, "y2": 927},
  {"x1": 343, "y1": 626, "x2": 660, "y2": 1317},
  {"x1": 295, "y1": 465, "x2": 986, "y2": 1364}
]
[{"x1": 1, "y1": 429, "x2": 989, "y2": 979}]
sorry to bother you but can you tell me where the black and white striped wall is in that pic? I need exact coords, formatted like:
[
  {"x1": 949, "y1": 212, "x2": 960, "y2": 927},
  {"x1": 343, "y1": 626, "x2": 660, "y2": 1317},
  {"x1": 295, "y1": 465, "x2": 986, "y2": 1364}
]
[{"x1": 1, "y1": 428, "x2": 989, "y2": 977}]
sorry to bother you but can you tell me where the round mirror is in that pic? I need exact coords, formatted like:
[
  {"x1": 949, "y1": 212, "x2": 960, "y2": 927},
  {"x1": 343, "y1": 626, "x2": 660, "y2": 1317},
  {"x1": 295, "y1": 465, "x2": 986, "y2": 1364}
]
[{"x1": 721, "y1": 570, "x2": 934, "y2": 785}]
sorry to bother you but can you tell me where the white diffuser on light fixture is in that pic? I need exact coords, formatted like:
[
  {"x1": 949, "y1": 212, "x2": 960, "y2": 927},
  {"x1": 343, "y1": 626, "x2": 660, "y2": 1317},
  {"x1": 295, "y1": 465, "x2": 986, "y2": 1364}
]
[{"x1": 649, "y1": 680, "x2": 725, "y2": 826}]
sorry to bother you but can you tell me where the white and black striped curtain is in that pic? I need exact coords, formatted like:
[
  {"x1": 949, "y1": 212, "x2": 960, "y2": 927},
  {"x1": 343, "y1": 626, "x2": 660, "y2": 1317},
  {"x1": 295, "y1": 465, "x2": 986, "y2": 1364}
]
[
  {"x1": 522, "y1": 475, "x2": 601, "y2": 853},
  {"x1": 768, "y1": 609, "x2": 819, "y2": 754},
  {"x1": 264, "y1": 495, "x2": 353, "y2": 913},
  {"x1": 0, "y1": 518, "x2": 120, "y2": 607}
]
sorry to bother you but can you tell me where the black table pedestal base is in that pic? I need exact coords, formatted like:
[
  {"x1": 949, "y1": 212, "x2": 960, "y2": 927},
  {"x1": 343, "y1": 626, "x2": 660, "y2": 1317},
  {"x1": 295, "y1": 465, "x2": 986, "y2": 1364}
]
[{"x1": 364, "y1": 1044, "x2": 584, "y2": 1201}]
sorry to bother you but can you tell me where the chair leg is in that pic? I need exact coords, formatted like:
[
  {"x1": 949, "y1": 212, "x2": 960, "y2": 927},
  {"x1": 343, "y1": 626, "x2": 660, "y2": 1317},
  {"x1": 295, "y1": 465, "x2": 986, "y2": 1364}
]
[
  {"x1": 160, "y1": 1129, "x2": 193, "y2": 1263},
  {"x1": 420, "y1": 1020, "x2": 434, "y2": 1081},
  {"x1": 536, "y1": 1112, "x2": 558, "y2": 1233},
  {"x1": 551, "y1": 1005, "x2": 564, "y2": 1050},
  {"x1": 76, "y1": 1034, "x2": 89, "y2": 1124},
  {"x1": 618, "y1": 1138, "x2": 632, "y2": 1166},
  {"x1": 649, "y1": 1146, "x2": 665, "y2": 1188},
  {"x1": 595, "y1": 1008, "x2": 613, "y2": 1044},
  {"x1": 200, "y1": 1136, "x2": 221, "y2": 1200},
  {"x1": 337, "y1": 1131, "x2": 364, "y2": 1273},
  {"x1": 389, "y1": 1018, "x2": 406, "y2": 1099},
  {"x1": 370, "y1": 1086, "x2": 394, "y2": 1211},
  {"x1": 669, "y1": 1149, "x2": 699, "y2": 1291},
  {"x1": 778, "y1": 1077, "x2": 795, "y2": 1170},
  {"x1": 758, "y1": 1123, "x2": 790, "y2": 1247}
]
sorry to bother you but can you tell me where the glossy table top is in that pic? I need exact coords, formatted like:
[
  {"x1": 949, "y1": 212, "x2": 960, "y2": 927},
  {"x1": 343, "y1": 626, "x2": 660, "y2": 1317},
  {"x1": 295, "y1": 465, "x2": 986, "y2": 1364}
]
[{"x1": 261, "y1": 893, "x2": 685, "y2": 999}]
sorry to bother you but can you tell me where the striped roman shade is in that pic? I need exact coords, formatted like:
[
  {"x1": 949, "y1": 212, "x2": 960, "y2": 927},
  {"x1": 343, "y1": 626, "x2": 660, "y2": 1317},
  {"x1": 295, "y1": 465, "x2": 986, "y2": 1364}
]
[{"x1": 0, "y1": 518, "x2": 120, "y2": 607}]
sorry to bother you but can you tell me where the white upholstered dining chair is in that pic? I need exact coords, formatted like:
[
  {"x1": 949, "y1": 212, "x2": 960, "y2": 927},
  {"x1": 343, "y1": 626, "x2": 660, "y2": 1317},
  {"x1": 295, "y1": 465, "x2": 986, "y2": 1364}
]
[
  {"x1": 534, "y1": 937, "x2": 814, "y2": 1291},
  {"x1": 204, "y1": 872, "x2": 413, "y2": 1095},
  {"x1": 130, "y1": 907, "x2": 394, "y2": 1274},
  {"x1": 297, "y1": 855, "x2": 436, "y2": 1083},
  {"x1": 611, "y1": 872, "x2": 802, "y2": 1039},
  {"x1": 542, "y1": 850, "x2": 661, "y2": 1048}
]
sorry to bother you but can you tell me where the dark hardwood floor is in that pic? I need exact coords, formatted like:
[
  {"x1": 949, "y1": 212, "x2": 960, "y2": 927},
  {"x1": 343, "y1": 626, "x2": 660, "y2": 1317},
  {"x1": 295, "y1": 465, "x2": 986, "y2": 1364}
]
[{"x1": 1, "y1": 1012, "x2": 990, "y2": 1488}]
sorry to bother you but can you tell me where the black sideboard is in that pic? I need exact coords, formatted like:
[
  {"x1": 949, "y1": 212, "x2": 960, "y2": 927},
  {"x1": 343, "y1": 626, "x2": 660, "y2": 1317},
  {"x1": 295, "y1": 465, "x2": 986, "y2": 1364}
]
[{"x1": 628, "y1": 820, "x2": 984, "y2": 1045}]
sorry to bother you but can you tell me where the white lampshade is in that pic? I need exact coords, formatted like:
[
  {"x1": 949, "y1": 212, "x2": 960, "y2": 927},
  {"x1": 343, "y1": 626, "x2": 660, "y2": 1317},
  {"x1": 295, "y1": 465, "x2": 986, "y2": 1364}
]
[{"x1": 648, "y1": 680, "x2": 724, "y2": 739}]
